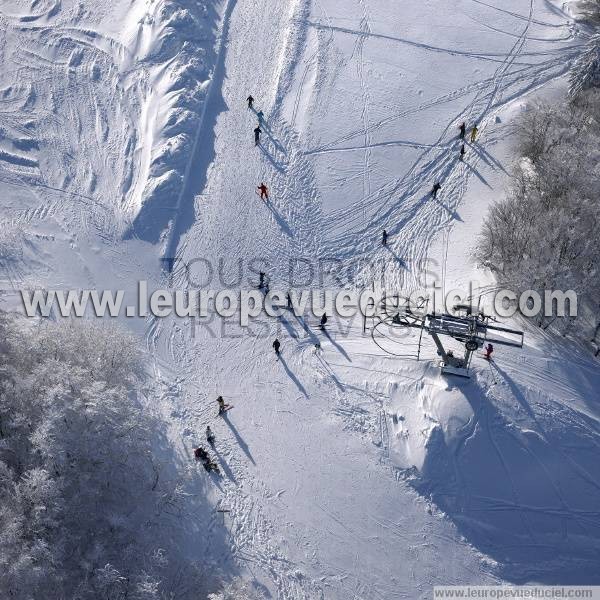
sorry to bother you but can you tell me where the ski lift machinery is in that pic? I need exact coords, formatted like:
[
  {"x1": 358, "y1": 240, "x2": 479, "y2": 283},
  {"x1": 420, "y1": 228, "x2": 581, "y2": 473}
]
[{"x1": 381, "y1": 301, "x2": 524, "y2": 378}]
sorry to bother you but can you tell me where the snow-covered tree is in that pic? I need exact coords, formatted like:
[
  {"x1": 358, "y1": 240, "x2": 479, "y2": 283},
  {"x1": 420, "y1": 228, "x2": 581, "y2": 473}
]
[
  {"x1": 475, "y1": 91, "x2": 600, "y2": 344},
  {"x1": 576, "y1": 0, "x2": 600, "y2": 24},
  {"x1": 0, "y1": 315, "x2": 213, "y2": 599},
  {"x1": 570, "y1": 34, "x2": 600, "y2": 97}
]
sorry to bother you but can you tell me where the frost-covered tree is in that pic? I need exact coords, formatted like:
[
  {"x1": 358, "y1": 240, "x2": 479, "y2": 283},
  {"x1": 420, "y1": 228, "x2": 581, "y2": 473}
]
[
  {"x1": 570, "y1": 34, "x2": 600, "y2": 97},
  {"x1": 576, "y1": 0, "x2": 600, "y2": 24},
  {"x1": 0, "y1": 315, "x2": 216, "y2": 599},
  {"x1": 475, "y1": 91, "x2": 600, "y2": 343}
]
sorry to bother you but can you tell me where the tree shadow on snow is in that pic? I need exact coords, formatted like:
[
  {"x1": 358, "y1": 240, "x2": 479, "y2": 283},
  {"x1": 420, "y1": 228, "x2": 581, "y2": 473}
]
[
  {"x1": 410, "y1": 377, "x2": 600, "y2": 584},
  {"x1": 153, "y1": 416, "x2": 238, "y2": 593}
]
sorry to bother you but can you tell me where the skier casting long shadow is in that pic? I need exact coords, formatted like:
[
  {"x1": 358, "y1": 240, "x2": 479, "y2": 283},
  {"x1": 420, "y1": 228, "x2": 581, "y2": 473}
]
[
  {"x1": 291, "y1": 312, "x2": 320, "y2": 346},
  {"x1": 279, "y1": 354, "x2": 308, "y2": 397},
  {"x1": 384, "y1": 244, "x2": 408, "y2": 270},
  {"x1": 264, "y1": 199, "x2": 292, "y2": 236},
  {"x1": 322, "y1": 326, "x2": 351, "y2": 362},
  {"x1": 262, "y1": 128, "x2": 286, "y2": 154},
  {"x1": 222, "y1": 412, "x2": 256, "y2": 465},
  {"x1": 259, "y1": 144, "x2": 285, "y2": 173},
  {"x1": 210, "y1": 443, "x2": 237, "y2": 483}
]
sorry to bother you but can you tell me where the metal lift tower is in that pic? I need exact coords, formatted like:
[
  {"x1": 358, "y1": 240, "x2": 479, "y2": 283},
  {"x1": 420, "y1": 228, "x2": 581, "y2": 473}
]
[{"x1": 377, "y1": 302, "x2": 524, "y2": 378}]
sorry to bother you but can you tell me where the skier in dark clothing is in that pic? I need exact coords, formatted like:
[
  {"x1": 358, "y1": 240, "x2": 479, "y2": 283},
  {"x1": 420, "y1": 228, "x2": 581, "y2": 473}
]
[
  {"x1": 259, "y1": 272, "x2": 266, "y2": 289},
  {"x1": 258, "y1": 182, "x2": 269, "y2": 200},
  {"x1": 206, "y1": 426, "x2": 215, "y2": 446},
  {"x1": 320, "y1": 313, "x2": 328, "y2": 328},
  {"x1": 484, "y1": 343, "x2": 494, "y2": 360},
  {"x1": 431, "y1": 182, "x2": 441, "y2": 199},
  {"x1": 382, "y1": 230, "x2": 388, "y2": 246},
  {"x1": 203, "y1": 460, "x2": 220, "y2": 474},
  {"x1": 459, "y1": 144, "x2": 466, "y2": 161},
  {"x1": 254, "y1": 126, "x2": 262, "y2": 146},
  {"x1": 287, "y1": 292, "x2": 292, "y2": 309},
  {"x1": 247, "y1": 95, "x2": 254, "y2": 109},
  {"x1": 459, "y1": 122, "x2": 466, "y2": 139},
  {"x1": 194, "y1": 446, "x2": 209, "y2": 461},
  {"x1": 273, "y1": 338, "x2": 281, "y2": 355},
  {"x1": 194, "y1": 445, "x2": 220, "y2": 473}
]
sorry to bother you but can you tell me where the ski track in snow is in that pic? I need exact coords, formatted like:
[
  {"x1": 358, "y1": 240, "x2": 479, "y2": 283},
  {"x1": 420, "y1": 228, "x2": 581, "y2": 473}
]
[
  {"x1": 149, "y1": 0, "x2": 598, "y2": 594},
  {"x1": 1, "y1": 0, "x2": 600, "y2": 596},
  {"x1": 309, "y1": 0, "x2": 580, "y2": 296}
]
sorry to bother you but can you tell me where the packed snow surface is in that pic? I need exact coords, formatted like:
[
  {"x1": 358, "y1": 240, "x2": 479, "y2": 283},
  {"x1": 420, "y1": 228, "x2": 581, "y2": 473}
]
[{"x1": 1, "y1": 0, "x2": 599, "y2": 597}]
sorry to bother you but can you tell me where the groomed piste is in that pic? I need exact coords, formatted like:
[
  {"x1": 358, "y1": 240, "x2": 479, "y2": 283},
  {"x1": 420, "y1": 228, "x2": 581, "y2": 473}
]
[{"x1": 1, "y1": 0, "x2": 599, "y2": 597}]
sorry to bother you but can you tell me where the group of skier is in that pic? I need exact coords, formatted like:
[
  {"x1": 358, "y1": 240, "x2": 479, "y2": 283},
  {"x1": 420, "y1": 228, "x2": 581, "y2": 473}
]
[
  {"x1": 459, "y1": 121, "x2": 478, "y2": 160},
  {"x1": 431, "y1": 122, "x2": 478, "y2": 198},
  {"x1": 194, "y1": 443, "x2": 219, "y2": 473},
  {"x1": 381, "y1": 121, "x2": 480, "y2": 248},
  {"x1": 191, "y1": 102, "x2": 491, "y2": 473},
  {"x1": 193, "y1": 396, "x2": 237, "y2": 474},
  {"x1": 458, "y1": 122, "x2": 479, "y2": 162},
  {"x1": 248, "y1": 95, "x2": 264, "y2": 146},
  {"x1": 248, "y1": 96, "x2": 274, "y2": 209},
  {"x1": 434, "y1": 122, "x2": 478, "y2": 195},
  {"x1": 459, "y1": 121, "x2": 478, "y2": 142}
]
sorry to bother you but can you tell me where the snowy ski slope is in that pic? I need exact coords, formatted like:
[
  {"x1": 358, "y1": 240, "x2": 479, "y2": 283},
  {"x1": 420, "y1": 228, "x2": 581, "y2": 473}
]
[{"x1": 1, "y1": 0, "x2": 600, "y2": 597}]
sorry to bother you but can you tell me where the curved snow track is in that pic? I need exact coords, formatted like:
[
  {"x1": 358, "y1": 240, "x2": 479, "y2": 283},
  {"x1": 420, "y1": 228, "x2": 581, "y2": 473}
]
[
  {"x1": 2, "y1": 0, "x2": 599, "y2": 597},
  {"x1": 146, "y1": 0, "x2": 600, "y2": 596}
]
